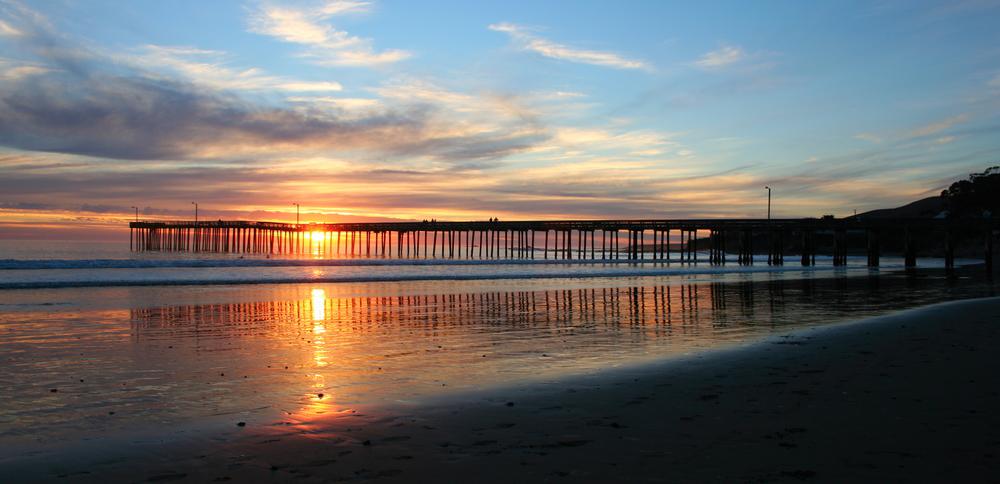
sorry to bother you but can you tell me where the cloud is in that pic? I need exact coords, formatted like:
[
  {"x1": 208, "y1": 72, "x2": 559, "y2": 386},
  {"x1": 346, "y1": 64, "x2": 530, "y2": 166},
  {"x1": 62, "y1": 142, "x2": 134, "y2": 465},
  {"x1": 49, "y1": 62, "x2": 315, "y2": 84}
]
[
  {"x1": 856, "y1": 114, "x2": 974, "y2": 146},
  {"x1": 372, "y1": 78, "x2": 478, "y2": 109},
  {"x1": 288, "y1": 96, "x2": 381, "y2": 112},
  {"x1": 0, "y1": 18, "x2": 20, "y2": 36},
  {"x1": 249, "y1": 1, "x2": 370, "y2": 45},
  {"x1": 0, "y1": 1, "x2": 46, "y2": 37},
  {"x1": 132, "y1": 45, "x2": 343, "y2": 92},
  {"x1": 489, "y1": 23, "x2": 647, "y2": 70},
  {"x1": 0, "y1": 161, "x2": 776, "y2": 221},
  {"x1": 854, "y1": 132, "x2": 882, "y2": 143},
  {"x1": 0, "y1": 5, "x2": 545, "y2": 163},
  {"x1": 548, "y1": 126, "x2": 679, "y2": 154},
  {"x1": 0, "y1": 57, "x2": 48, "y2": 80},
  {"x1": 0, "y1": 201, "x2": 52, "y2": 210},
  {"x1": 0, "y1": 72, "x2": 547, "y2": 162},
  {"x1": 0, "y1": 73, "x2": 412, "y2": 160},
  {"x1": 248, "y1": 1, "x2": 410, "y2": 67},
  {"x1": 7, "y1": 131, "x2": 993, "y2": 224},
  {"x1": 695, "y1": 45, "x2": 745, "y2": 68},
  {"x1": 908, "y1": 113, "x2": 969, "y2": 138}
]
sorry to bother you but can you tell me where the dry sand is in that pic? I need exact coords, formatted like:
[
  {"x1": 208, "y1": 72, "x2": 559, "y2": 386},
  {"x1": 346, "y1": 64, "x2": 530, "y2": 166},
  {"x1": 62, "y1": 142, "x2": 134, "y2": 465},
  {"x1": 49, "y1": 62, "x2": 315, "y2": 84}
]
[{"x1": 10, "y1": 297, "x2": 1000, "y2": 482}]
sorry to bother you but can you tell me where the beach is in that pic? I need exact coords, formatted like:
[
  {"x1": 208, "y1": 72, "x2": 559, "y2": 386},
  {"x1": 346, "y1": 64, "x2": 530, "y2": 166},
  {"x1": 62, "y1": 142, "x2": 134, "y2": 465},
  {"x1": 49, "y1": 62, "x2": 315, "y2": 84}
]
[{"x1": 6, "y1": 295, "x2": 998, "y2": 482}]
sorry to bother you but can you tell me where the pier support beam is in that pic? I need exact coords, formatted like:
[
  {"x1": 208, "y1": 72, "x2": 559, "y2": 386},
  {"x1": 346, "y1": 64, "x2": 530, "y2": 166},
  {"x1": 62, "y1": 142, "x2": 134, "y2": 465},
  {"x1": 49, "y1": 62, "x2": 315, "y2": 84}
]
[
  {"x1": 904, "y1": 228, "x2": 916, "y2": 268},
  {"x1": 800, "y1": 230, "x2": 812, "y2": 267},
  {"x1": 737, "y1": 229, "x2": 753, "y2": 266},
  {"x1": 866, "y1": 229, "x2": 880, "y2": 267},
  {"x1": 944, "y1": 230, "x2": 955, "y2": 271},
  {"x1": 986, "y1": 229, "x2": 994, "y2": 273},
  {"x1": 767, "y1": 228, "x2": 784, "y2": 266},
  {"x1": 833, "y1": 229, "x2": 847, "y2": 267}
]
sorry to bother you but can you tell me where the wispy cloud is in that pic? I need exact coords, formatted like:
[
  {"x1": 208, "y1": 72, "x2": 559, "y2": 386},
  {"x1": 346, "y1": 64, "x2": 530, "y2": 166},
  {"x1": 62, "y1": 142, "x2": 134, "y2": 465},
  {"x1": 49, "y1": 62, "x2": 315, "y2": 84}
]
[
  {"x1": 249, "y1": 1, "x2": 370, "y2": 45},
  {"x1": 854, "y1": 132, "x2": 882, "y2": 143},
  {"x1": 489, "y1": 23, "x2": 647, "y2": 70},
  {"x1": 695, "y1": 45, "x2": 745, "y2": 68},
  {"x1": 132, "y1": 45, "x2": 343, "y2": 92},
  {"x1": 909, "y1": 113, "x2": 969, "y2": 138},
  {"x1": 0, "y1": 57, "x2": 48, "y2": 80},
  {"x1": 290, "y1": 96, "x2": 380, "y2": 109},
  {"x1": 248, "y1": 1, "x2": 409, "y2": 67},
  {"x1": 853, "y1": 113, "x2": 973, "y2": 146},
  {"x1": 0, "y1": 18, "x2": 20, "y2": 36},
  {"x1": 0, "y1": 1, "x2": 45, "y2": 37},
  {"x1": 372, "y1": 78, "x2": 479, "y2": 110}
]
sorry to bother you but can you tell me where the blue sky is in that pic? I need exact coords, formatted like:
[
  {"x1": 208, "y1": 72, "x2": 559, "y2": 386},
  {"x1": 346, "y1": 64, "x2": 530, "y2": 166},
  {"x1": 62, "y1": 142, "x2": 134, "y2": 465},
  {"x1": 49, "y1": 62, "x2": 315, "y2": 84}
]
[{"x1": 1, "y1": 0, "x2": 999, "y2": 236}]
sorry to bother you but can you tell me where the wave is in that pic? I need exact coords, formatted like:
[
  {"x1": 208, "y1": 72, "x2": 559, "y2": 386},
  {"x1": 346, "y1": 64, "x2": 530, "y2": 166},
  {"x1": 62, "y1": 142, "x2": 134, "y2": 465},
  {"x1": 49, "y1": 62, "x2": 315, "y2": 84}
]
[
  {"x1": 0, "y1": 253, "x2": 908, "y2": 271},
  {"x1": 0, "y1": 263, "x2": 899, "y2": 289},
  {"x1": 0, "y1": 255, "x2": 758, "y2": 270}
]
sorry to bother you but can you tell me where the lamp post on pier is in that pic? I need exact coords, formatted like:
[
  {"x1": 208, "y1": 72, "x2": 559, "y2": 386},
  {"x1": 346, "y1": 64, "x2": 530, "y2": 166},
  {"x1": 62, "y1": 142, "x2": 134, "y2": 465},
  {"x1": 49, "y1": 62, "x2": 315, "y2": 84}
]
[
  {"x1": 293, "y1": 203, "x2": 300, "y2": 226},
  {"x1": 764, "y1": 186, "x2": 772, "y2": 221},
  {"x1": 192, "y1": 202, "x2": 198, "y2": 223},
  {"x1": 764, "y1": 186, "x2": 773, "y2": 265},
  {"x1": 131, "y1": 206, "x2": 138, "y2": 223}
]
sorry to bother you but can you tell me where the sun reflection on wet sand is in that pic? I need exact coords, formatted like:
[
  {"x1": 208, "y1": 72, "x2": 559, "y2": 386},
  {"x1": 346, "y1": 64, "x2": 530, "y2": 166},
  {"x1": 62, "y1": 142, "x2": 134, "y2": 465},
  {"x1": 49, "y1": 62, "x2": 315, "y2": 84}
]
[
  {"x1": 312, "y1": 288, "x2": 326, "y2": 323},
  {"x1": 303, "y1": 287, "x2": 335, "y2": 425}
]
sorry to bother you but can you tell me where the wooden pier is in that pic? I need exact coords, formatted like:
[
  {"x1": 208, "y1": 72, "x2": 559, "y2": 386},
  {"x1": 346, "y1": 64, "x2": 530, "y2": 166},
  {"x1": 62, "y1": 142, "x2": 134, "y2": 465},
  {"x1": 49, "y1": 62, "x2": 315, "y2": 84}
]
[{"x1": 129, "y1": 218, "x2": 996, "y2": 269}]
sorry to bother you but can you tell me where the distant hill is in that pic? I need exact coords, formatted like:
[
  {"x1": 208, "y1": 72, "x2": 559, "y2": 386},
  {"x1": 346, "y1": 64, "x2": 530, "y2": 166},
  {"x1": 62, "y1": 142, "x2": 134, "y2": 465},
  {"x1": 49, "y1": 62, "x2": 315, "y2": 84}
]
[{"x1": 850, "y1": 196, "x2": 945, "y2": 219}]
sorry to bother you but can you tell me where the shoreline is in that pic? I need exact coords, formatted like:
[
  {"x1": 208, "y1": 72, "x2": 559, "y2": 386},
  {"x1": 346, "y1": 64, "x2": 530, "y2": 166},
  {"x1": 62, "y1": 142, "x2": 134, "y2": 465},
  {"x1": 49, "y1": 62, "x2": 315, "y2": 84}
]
[
  {"x1": 0, "y1": 261, "x2": 887, "y2": 290},
  {"x1": 1, "y1": 256, "x2": 982, "y2": 292},
  {"x1": 5, "y1": 296, "x2": 1000, "y2": 482}
]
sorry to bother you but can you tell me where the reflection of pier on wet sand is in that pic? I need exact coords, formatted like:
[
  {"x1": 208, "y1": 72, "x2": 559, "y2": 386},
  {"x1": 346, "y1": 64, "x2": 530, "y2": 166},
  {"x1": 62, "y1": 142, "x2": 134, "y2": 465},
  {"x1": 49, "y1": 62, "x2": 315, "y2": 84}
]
[
  {"x1": 127, "y1": 280, "x2": 832, "y2": 347},
  {"x1": 132, "y1": 285, "x2": 724, "y2": 336}
]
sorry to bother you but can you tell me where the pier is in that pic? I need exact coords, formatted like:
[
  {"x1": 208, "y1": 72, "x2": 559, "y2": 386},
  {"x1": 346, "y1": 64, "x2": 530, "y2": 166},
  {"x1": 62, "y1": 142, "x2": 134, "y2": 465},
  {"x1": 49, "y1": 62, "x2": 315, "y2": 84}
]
[{"x1": 129, "y1": 218, "x2": 996, "y2": 270}]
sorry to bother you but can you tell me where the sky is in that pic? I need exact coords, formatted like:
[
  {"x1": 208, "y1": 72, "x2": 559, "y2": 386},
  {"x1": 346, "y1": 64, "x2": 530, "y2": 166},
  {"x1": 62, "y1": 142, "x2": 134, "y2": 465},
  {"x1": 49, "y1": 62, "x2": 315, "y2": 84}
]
[{"x1": 1, "y1": 0, "x2": 999, "y2": 239}]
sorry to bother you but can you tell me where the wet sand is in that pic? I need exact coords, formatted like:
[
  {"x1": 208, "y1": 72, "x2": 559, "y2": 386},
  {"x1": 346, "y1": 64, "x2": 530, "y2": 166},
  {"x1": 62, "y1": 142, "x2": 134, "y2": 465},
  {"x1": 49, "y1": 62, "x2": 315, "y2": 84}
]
[{"x1": 10, "y1": 297, "x2": 1000, "y2": 482}]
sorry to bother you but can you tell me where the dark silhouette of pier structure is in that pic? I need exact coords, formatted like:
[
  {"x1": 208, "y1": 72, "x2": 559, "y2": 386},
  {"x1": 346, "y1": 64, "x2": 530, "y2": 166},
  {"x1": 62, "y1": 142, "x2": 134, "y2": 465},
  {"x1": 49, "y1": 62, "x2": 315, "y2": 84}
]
[{"x1": 129, "y1": 218, "x2": 996, "y2": 270}]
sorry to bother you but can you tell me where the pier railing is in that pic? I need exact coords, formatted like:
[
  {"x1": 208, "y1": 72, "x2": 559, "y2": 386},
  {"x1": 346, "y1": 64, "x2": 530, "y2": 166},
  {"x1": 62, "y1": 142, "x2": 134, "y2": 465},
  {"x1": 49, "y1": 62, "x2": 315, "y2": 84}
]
[{"x1": 129, "y1": 218, "x2": 996, "y2": 270}]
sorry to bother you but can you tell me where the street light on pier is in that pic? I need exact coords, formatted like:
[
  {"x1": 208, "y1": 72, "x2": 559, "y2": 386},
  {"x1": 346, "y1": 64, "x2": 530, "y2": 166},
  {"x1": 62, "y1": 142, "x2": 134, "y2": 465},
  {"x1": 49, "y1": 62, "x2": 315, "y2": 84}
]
[
  {"x1": 293, "y1": 203, "x2": 300, "y2": 226},
  {"x1": 191, "y1": 202, "x2": 198, "y2": 223},
  {"x1": 130, "y1": 206, "x2": 138, "y2": 223},
  {"x1": 764, "y1": 186, "x2": 772, "y2": 221}
]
